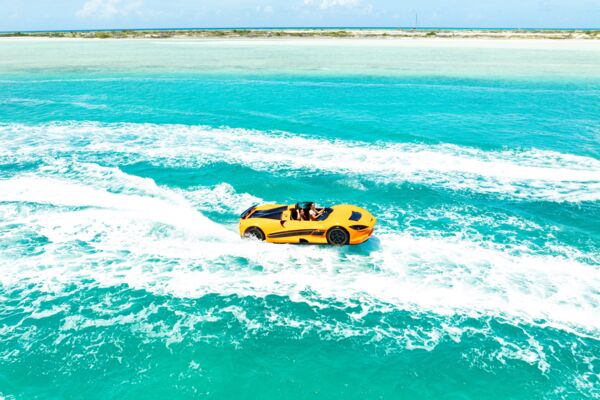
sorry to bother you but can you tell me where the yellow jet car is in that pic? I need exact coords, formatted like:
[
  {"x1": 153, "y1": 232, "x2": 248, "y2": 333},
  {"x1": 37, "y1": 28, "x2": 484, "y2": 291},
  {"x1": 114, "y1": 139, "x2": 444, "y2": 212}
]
[{"x1": 239, "y1": 202, "x2": 376, "y2": 245}]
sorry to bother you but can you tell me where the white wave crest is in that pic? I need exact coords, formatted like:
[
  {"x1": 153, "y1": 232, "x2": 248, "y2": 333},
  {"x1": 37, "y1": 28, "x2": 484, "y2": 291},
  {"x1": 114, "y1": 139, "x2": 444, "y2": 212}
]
[{"x1": 1, "y1": 121, "x2": 599, "y2": 202}]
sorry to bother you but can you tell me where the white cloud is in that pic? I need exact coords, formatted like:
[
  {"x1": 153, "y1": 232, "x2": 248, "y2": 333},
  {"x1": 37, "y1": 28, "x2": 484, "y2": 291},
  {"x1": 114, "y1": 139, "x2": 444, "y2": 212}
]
[
  {"x1": 76, "y1": 0, "x2": 143, "y2": 19},
  {"x1": 303, "y1": 0, "x2": 360, "y2": 10}
]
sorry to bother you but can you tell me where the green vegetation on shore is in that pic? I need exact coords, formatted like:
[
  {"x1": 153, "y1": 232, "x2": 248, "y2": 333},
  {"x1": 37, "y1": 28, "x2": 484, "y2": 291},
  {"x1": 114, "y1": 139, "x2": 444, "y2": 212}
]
[{"x1": 1, "y1": 29, "x2": 599, "y2": 40}]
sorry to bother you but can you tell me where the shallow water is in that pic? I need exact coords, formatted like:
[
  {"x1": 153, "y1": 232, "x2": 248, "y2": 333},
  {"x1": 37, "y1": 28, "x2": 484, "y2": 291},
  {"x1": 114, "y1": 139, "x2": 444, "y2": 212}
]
[{"x1": 0, "y1": 39, "x2": 599, "y2": 399}]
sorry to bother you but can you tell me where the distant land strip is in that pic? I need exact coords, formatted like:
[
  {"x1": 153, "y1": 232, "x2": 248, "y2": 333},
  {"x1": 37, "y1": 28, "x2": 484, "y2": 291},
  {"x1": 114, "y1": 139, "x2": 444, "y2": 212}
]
[{"x1": 1, "y1": 28, "x2": 600, "y2": 40}]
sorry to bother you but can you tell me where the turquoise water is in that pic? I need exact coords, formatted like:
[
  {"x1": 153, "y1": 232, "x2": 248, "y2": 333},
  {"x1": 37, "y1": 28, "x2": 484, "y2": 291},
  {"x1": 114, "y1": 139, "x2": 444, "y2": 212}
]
[{"x1": 0, "y1": 39, "x2": 599, "y2": 399}]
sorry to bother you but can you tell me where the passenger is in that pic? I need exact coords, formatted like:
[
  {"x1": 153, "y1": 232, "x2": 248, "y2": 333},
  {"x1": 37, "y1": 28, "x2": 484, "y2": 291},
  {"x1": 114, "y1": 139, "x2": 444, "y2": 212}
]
[
  {"x1": 309, "y1": 203, "x2": 324, "y2": 221},
  {"x1": 298, "y1": 208, "x2": 307, "y2": 221},
  {"x1": 290, "y1": 208, "x2": 298, "y2": 221}
]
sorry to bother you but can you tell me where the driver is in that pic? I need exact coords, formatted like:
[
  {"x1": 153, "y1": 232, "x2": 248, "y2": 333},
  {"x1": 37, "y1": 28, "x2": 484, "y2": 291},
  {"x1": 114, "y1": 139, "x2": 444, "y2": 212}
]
[{"x1": 309, "y1": 203, "x2": 324, "y2": 221}]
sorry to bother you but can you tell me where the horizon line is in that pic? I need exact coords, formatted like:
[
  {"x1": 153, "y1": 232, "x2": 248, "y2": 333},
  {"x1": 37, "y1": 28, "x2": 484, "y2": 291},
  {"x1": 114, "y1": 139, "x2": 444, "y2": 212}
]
[{"x1": 2, "y1": 26, "x2": 599, "y2": 34}]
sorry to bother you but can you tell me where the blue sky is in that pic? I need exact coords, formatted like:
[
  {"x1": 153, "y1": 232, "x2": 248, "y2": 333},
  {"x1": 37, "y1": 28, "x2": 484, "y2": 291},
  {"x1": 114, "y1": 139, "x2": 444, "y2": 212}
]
[{"x1": 1, "y1": 0, "x2": 599, "y2": 31}]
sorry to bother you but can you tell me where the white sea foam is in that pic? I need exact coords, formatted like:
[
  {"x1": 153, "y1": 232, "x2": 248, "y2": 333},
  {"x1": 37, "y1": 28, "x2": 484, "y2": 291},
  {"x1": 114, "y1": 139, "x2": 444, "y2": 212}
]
[
  {"x1": 1, "y1": 164, "x2": 598, "y2": 339},
  {"x1": 181, "y1": 183, "x2": 263, "y2": 215},
  {"x1": 0, "y1": 176, "x2": 234, "y2": 243},
  {"x1": 1, "y1": 121, "x2": 600, "y2": 202}
]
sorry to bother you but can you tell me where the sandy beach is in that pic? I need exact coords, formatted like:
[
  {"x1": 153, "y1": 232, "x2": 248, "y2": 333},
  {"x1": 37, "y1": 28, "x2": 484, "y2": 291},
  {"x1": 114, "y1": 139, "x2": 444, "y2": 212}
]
[{"x1": 2, "y1": 28, "x2": 599, "y2": 41}]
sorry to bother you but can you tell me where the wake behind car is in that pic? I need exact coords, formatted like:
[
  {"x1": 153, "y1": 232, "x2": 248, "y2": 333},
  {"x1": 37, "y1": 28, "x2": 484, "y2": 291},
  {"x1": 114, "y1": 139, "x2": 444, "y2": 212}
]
[{"x1": 239, "y1": 202, "x2": 376, "y2": 245}]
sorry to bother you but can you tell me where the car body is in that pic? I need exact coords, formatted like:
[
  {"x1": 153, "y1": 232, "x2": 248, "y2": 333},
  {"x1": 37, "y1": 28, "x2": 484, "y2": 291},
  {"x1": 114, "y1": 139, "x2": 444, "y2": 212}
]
[{"x1": 239, "y1": 202, "x2": 376, "y2": 245}]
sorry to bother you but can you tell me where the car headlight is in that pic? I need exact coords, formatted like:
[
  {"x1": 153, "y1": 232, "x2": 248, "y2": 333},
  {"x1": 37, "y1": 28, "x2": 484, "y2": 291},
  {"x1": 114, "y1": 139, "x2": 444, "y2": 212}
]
[{"x1": 349, "y1": 225, "x2": 368, "y2": 230}]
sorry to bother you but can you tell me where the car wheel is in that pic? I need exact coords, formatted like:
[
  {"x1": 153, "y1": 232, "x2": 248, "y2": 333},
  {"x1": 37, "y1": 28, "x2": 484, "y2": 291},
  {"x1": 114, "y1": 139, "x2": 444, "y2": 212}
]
[
  {"x1": 244, "y1": 227, "x2": 265, "y2": 241},
  {"x1": 326, "y1": 227, "x2": 349, "y2": 246}
]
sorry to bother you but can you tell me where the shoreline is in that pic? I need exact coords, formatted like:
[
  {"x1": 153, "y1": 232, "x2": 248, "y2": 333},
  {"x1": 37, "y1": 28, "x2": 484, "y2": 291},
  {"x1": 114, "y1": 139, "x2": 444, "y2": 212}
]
[
  {"x1": 2, "y1": 37, "x2": 600, "y2": 52},
  {"x1": 1, "y1": 28, "x2": 599, "y2": 40}
]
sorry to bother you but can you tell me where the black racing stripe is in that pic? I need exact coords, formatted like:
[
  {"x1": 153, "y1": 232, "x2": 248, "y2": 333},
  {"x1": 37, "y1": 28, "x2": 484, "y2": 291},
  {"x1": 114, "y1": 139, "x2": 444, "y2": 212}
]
[{"x1": 268, "y1": 229, "x2": 316, "y2": 238}]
